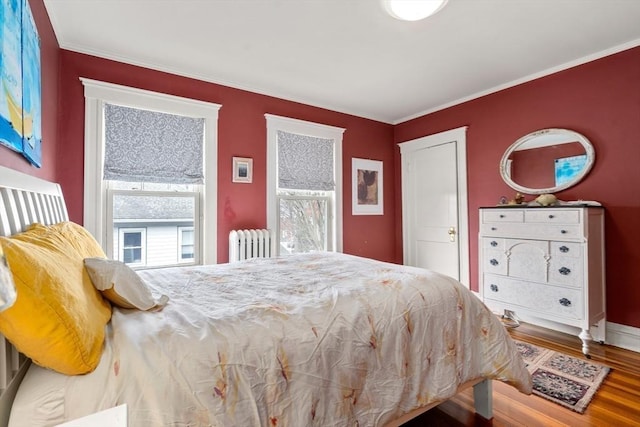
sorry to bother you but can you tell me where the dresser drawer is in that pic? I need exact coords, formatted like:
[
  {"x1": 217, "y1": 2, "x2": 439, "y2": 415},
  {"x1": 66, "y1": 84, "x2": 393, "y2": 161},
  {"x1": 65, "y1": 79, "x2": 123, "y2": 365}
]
[
  {"x1": 482, "y1": 209, "x2": 524, "y2": 223},
  {"x1": 549, "y1": 257, "x2": 584, "y2": 288},
  {"x1": 482, "y1": 249, "x2": 507, "y2": 275},
  {"x1": 480, "y1": 223, "x2": 582, "y2": 241},
  {"x1": 481, "y1": 237, "x2": 504, "y2": 251},
  {"x1": 550, "y1": 241, "x2": 582, "y2": 258},
  {"x1": 483, "y1": 274, "x2": 583, "y2": 320},
  {"x1": 525, "y1": 209, "x2": 581, "y2": 224}
]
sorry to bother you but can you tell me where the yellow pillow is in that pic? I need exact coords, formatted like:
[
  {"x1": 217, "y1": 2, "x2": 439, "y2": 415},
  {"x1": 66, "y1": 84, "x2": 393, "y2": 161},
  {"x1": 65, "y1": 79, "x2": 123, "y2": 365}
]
[{"x1": 0, "y1": 222, "x2": 112, "y2": 375}]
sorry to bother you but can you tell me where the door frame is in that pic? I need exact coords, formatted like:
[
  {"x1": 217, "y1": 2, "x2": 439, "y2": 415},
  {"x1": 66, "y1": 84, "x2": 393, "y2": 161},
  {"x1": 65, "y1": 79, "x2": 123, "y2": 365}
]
[{"x1": 398, "y1": 126, "x2": 470, "y2": 288}]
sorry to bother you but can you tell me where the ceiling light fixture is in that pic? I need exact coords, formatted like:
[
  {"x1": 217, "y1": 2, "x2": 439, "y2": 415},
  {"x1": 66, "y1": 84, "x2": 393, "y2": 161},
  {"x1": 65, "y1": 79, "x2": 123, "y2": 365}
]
[{"x1": 382, "y1": 0, "x2": 448, "y2": 21}]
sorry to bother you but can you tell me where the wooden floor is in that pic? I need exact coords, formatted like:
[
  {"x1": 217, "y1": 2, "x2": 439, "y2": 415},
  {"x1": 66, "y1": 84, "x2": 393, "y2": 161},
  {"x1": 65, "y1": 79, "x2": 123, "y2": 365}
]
[{"x1": 404, "y1": 322, "x2": 640, "y2": 427}]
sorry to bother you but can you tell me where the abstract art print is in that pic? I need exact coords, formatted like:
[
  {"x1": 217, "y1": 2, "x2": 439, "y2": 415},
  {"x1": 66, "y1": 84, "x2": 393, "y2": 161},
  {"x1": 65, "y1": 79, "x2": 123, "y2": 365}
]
[
  {"x1": 0, "y1": 0, "x2": 41, "y2": 167},
  {"x1": 352, "y1": 158, "x2": 383, "y2": 215}
]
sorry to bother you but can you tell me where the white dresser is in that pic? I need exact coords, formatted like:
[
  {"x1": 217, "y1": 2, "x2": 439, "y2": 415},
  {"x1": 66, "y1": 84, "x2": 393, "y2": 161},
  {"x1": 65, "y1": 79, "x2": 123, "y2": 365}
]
[{"x1": 479, "y1": 206, "x2": 605, "y2": 357}]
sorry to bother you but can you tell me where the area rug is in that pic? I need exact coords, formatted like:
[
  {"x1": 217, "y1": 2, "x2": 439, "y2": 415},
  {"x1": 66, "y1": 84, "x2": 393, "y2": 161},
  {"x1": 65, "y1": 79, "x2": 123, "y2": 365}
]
[{"x1": 514, "y1": 340, "x2": 611, "y2": 414}]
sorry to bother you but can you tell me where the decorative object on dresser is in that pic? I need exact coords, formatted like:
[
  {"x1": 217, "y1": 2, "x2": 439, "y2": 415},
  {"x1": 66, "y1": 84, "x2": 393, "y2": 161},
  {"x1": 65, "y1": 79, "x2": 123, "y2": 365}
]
[{"x1": 479, "y1": 206, "x2": 606, "y2": 358}]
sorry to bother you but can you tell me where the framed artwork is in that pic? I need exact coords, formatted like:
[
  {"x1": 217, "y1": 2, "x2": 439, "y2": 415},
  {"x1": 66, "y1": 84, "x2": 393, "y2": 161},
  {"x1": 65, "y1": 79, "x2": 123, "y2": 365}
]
[
  {"x1": 554, "y1": 154, "x2": 587, "y2": 186},
  {"x1": 232, "y1": 157, "x2": 253, "y2": 183},
  {"x1": 352, "y1": 158, "x2": 383, "y2": 215},
  {"x1": 0, "y1": 0, "x2": 42, "y2": 167}
]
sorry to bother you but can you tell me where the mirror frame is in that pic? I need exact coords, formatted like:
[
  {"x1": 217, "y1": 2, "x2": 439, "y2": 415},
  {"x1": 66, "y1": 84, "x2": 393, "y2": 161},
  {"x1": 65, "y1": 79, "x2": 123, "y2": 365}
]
[{"x1": 500, "y1": 128, "x2": 595, "y2": 195}]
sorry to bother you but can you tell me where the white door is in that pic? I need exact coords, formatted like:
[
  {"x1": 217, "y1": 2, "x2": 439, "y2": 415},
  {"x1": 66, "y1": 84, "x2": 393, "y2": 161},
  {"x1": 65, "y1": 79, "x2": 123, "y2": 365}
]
[{"x1": 399, "y1": 127, "x2": 469, "y2": 287}]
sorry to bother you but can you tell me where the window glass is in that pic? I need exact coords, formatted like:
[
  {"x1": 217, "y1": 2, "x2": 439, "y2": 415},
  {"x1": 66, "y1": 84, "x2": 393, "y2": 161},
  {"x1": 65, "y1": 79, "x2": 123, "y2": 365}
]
[
  {"x1": 118, "y1": 228, "x2": 146, "y2": 266},
  {"x1": 278, "y1": 193, "x2": 328, "y2": 254},
  {"x1": 111, "y1": 190, "x2": 197, "y2": 268},
  {"x1": 180, "y1": 228, "x2": 195, "y2": 260},
  {"x1": 122, "y1": 232, "x2": 142, "y2": 264}
]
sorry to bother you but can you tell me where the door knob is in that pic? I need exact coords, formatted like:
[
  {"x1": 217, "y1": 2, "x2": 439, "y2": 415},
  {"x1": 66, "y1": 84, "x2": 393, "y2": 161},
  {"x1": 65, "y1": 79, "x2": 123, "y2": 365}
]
[{"x1": 448, "y1": 226, "x2": 456, "y2": 242}]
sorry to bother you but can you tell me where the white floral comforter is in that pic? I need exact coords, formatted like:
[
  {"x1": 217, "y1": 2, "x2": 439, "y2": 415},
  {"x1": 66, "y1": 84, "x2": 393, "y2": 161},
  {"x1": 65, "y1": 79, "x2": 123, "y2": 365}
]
[{"x1": 10, "y1": 252, "x2": 531, "y2": 426}]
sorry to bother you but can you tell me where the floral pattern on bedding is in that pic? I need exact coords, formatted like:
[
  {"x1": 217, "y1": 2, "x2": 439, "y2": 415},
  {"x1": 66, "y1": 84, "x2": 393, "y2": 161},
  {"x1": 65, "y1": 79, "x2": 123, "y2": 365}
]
[{"x1": 10, "y1": 252, "x2": 531, "y2": 427}]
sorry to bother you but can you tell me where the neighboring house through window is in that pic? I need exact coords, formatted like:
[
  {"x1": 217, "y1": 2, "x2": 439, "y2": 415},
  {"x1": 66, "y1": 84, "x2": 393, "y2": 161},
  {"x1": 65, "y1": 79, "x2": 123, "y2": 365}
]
[
  {"x1": 265, "y1": 114, "x2": 344, "y2": 255},
  {"x1": 178, "y1": 226, "x2": 195, "y2": 262},
  {"x1": 119, "y1": 228, "x2": 146, "y2": 266},
  {"x1": 82, "y1": 79, "x2": 220, "y2": 267}
]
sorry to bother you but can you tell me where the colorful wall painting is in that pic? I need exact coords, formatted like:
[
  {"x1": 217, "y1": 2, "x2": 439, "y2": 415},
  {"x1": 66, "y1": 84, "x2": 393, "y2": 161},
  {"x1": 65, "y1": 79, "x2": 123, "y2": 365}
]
[{"x1": 0, "y1": 0, "x2": 42, "y2": 167}]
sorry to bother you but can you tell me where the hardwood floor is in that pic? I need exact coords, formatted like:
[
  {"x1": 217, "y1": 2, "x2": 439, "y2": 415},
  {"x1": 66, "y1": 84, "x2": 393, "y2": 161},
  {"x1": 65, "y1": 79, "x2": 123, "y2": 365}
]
[{"x1": 404, "y1": 323, "x2": 640, "y2": 426}]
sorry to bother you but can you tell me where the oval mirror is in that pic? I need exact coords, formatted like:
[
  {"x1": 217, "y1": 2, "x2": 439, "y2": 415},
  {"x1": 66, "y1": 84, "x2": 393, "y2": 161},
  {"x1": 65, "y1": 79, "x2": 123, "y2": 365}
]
[{"x1": 500, "y1": 128, "x2": 595, "y2": 195}]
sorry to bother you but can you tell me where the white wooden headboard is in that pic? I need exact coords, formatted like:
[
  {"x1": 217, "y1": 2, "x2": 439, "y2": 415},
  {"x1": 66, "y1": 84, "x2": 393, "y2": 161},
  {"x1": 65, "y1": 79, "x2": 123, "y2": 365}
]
[{"x1": 0, "y1": 166, "x2": 69, "y2": 426}]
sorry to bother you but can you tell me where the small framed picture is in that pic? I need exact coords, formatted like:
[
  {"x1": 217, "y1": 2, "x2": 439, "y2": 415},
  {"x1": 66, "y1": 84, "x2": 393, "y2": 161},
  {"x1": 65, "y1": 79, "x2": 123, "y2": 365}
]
[
  {"x1": 232, "y1": 157, "x2": 253, "y2": 183},
  {"x1": 352, "y1": 158, "x2": 383, "y2": 215}
]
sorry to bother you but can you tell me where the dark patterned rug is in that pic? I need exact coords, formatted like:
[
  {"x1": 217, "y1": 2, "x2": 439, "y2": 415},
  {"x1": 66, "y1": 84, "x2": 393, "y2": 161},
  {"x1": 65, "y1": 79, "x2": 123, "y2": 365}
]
[{"x1": 514, "y1": 340, "x2": 611, "y2": 414}]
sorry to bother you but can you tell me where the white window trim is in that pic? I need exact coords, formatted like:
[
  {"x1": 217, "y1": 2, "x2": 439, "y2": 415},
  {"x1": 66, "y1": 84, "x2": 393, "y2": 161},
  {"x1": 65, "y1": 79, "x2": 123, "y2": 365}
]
[
  {"x1": 118, "y1": 227, "x2": 146, "y2": 267},
  {"x1": 178, "y1": 226, "x2": 195, "y2": 263},
  {"x1": 265, "y1": 114, "x2": 345, "y2": 253},
  {"x1": 81, "y1": 78, "x2": 221, "y2": 264}
]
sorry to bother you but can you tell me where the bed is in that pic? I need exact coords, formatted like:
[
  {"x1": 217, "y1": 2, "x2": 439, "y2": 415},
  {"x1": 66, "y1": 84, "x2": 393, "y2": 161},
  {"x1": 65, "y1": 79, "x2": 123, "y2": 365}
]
[{"x1": 0, "y1": 165, "x2": 531, "y2": 426}]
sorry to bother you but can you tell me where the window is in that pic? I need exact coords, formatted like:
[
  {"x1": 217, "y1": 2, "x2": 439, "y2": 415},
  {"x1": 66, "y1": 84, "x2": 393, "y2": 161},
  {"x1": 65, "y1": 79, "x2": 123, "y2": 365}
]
[
  {"x1": 109, "y1": 188, "x2": 198, "y2": 267},
  {"x1": 178, "y1": 226, "x2": 195, "y2": 262},
  {"x1": 82, "y1": 79, "x2": 220, "y2": 267},
  {"x1": 278, "y1": 193, "x2": 330, "y2": 254},
  {"x1": 265, "y1": 114, "x2": 344, "y2": 255},
  {"x1": 118, "y1": 228, "x2": 146, "y2": 266}
]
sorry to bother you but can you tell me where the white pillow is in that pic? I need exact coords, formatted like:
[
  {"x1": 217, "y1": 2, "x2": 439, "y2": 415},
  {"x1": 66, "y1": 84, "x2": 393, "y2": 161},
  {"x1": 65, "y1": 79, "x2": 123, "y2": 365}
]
[{"x1": 84, "y1": 258, "x2": 168, "y2": 311}]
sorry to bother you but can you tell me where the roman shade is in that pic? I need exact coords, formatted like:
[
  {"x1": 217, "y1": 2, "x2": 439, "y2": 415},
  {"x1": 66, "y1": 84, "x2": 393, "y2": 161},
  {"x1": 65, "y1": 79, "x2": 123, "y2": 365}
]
[
  {"x1": 277, "y1": 130, "x2": 334, "y2": 191},
  {"x1": 104, "y1": 103, "x2": 205, "y2": 184}
]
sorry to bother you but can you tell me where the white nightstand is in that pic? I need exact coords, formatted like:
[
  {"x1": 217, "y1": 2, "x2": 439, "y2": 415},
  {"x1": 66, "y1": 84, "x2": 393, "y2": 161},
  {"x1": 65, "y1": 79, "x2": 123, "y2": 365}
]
[{"x1": 56, "y1": 404, "x2": 127, "y2": 427}]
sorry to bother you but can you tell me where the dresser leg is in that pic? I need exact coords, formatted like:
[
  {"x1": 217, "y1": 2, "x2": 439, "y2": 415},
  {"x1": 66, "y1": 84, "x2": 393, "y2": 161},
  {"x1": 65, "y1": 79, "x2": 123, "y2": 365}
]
[{"x1": 578, "y1": 329, "x2": 592, "y2": 358}]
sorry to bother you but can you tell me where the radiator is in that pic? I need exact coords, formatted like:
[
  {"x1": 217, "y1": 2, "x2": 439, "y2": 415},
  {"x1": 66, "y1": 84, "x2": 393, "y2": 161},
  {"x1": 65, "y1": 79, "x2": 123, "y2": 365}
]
[{"x1": 229, "y1": 229, "x2": 276, "y2": 263}]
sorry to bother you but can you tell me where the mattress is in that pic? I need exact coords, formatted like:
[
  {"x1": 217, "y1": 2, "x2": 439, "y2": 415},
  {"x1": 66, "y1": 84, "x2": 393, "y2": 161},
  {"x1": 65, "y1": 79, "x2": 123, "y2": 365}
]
[{"x1": 9, "y1": 252, "x2": 531, "y2": 426}]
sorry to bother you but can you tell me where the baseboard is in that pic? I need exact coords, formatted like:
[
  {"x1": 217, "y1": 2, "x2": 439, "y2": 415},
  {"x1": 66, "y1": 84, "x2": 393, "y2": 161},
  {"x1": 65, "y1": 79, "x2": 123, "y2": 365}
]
[
  {"x1": 470, "y1": 291, "x2": 640, "y2": 354},
  {"x1": 509, "y1": 316, "x2": 639, "y2": 354},
  {"x1": 606, "y1": 322, "x2": 640, "y2": 353}
]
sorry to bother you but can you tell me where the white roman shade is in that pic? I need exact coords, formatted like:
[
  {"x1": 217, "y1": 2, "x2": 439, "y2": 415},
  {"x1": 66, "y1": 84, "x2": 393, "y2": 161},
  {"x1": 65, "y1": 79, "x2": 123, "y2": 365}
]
[{"x1": 104, "y1": 103, "x2": 205, "y2": 184}]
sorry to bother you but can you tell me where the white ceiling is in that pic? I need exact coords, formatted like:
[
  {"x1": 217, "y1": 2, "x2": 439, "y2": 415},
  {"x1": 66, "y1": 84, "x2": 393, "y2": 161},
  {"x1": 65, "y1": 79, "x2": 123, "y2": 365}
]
[{"x1": 43, "y1": 0, "x2": 640, "y2": 124}]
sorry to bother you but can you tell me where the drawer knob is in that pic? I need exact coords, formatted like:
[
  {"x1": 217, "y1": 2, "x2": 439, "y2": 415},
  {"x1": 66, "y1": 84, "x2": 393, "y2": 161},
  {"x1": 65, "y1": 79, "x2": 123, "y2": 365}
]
[
  {"x1": 559, "y1": 245, "x2": 570, "y2": 253},
  {"x1": 548, "y1": 214, "x2": 555, "y2": 218},
  {"x1": 559, "y1": 267, "x2": 571, "y2": 275},
  {"x1": 490, "y1": 284, "x2": 499, "y2": 292},
  {"x1": 490, "y1": 259, "x2": 499, "y2": 266},
  {"x1": 560, "y1": 229, "x2": 568, "y2": 234},
  {"x1": 490, "y1": 240, "x2": 498, "y2": 247},
  {"x1": 499, "y1": 214, "x2": 505, "y2": 218},
  {"x1": 559, "y1": 298, "x2": 572, "y2": 307},
  {"x1": 491, "y1": 227, "x2": 497, "y2": 231}
]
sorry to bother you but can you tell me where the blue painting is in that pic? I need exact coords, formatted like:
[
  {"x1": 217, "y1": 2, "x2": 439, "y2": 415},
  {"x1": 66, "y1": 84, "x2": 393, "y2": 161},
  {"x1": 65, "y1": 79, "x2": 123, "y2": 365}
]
[
  {"x1": 0, "y1": 0, "x2": 41, "y2": 167},
  {"x1": 555, "y1": 154, "x2": 587, "y2": 186}
]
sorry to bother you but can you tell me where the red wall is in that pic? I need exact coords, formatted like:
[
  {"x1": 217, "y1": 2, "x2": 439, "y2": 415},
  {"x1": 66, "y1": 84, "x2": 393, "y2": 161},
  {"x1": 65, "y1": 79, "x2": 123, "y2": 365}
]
[
  {"x1": 394, "y1": 47, "x2": 640, "y2": 328},
  {"x1": 0, "y1": 0, "x2": 59, "y2": 181},
  {"x1": 57, "y1": 51, "x2": 396, "y2": 264}
]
